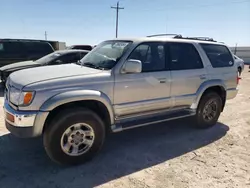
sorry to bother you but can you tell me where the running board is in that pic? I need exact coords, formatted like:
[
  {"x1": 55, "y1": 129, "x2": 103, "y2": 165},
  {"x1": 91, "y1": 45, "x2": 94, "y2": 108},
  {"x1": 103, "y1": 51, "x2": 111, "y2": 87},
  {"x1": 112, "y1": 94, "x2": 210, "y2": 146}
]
[{"x1": 111, "y1": 110, "x2": 196, "y2": 132}]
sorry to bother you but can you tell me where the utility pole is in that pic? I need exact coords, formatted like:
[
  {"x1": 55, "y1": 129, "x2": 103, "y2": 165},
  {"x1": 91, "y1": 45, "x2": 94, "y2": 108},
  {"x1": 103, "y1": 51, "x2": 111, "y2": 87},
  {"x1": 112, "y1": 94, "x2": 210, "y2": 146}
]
[
  {"x1": 44, "y1": 31, "x2": 47, "y2": 40},
  {"x1": 234, "y1": 43, "x2": 238, "y2": 55},
  {"x1": 111, "y1": 1, "x2": 124, "y2": 38}
]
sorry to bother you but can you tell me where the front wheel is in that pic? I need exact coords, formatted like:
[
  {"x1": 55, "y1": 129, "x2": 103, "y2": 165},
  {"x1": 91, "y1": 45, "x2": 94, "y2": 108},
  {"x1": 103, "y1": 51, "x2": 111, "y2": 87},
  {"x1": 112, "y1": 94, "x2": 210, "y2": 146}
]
[
  {"x1": 43, "y1": 108, "x2": 105, "y2": 165},
  {"x1": 194, "y1": 92, "x2": 222, "y2": 129}
]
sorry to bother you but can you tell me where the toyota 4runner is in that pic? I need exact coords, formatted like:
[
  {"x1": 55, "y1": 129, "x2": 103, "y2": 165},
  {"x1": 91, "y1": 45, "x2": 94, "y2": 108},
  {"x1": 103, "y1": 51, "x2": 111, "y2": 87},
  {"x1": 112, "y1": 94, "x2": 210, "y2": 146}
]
[{"x1": 3, "y1": 35, "x2": 238, "y2": 165}]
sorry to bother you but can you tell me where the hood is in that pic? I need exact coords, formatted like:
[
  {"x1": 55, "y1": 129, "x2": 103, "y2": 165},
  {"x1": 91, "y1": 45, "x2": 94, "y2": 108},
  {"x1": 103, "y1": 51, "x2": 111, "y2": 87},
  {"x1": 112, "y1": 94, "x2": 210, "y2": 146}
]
[
  {"x1": 0, "y1": 60, "x2": 39, "y2": 72},
  {"x1": 9, "y1": 64, "x2": 103, "y2": 89}
]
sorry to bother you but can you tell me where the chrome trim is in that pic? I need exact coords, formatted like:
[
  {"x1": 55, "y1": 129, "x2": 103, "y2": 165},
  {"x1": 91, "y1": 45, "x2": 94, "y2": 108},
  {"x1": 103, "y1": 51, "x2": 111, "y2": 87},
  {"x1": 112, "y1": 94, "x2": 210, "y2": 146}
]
[
  {"x1": 4, "y1": 100, "x2": 37, "y2": 127},
  {"x1": 116, "y1": 106, "x2": 188, "y2": 121},
  {"x1": 112, "y1": 112, "x2": 195, "y2": 132}
]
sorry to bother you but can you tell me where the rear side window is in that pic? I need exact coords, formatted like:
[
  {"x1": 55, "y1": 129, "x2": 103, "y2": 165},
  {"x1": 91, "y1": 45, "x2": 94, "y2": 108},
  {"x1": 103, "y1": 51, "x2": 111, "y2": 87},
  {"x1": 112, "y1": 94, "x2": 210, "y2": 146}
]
[
  {"x1": 0, "y1": 42, "x2": 25, "y2": 58},
  {"x1": 24, "y1": 42, "x2": 54, "y2": 56},
  {"x1": 200, "y1": 44, "x2": 234, "y2": 68},
  {"x1": 169, "y1": 43, "x2": 203, "y2": 70},
  {"x1": 71, "y1": 45, "x2": 92, "y2": 51}
]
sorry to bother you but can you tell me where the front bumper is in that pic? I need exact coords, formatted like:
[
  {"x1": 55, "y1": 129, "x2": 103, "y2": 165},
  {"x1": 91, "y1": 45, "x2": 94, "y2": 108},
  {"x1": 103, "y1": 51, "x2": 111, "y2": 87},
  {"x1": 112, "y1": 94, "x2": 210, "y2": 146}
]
[{"x1": 3, "y1": 100, "x2": 49, "y2": 138}]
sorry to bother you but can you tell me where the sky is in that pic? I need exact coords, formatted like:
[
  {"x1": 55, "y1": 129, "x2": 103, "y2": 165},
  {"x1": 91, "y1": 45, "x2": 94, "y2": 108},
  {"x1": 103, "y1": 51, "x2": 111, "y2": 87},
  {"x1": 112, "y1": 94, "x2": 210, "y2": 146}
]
[{"x1": 0, "y1": 0, "x2": 250, "y2": 46}]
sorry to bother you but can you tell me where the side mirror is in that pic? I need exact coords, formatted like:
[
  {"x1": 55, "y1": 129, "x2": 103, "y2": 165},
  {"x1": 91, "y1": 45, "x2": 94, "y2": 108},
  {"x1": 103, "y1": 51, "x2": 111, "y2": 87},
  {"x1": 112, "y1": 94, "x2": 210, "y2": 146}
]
[{"x1": 122, "y1": 59, "x2": 142, "y2": 74}]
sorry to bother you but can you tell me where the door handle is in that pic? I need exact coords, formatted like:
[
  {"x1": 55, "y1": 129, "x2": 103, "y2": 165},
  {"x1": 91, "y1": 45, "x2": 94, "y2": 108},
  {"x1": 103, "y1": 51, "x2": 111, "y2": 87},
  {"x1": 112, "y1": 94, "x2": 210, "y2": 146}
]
[
  {"x1": 158, "y1": 78, "x2": 166, "y2": 83},
  {"x1": 199, "y1": 74, "x2": 207, "y2": 80}
]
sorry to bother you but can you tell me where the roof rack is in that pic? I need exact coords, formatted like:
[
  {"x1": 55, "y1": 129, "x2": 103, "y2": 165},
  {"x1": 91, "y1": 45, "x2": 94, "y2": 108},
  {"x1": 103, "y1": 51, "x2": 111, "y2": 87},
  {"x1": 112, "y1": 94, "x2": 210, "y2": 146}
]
[
  {"x1": 147, "y1": 34, "x2": 182, "y2": 38},
  {"x1": 146, "y1": 34, "x2": 217, "y2": 42},
  {"x1": 176, "y1": 36, "x2": 217, "y2": 42}
]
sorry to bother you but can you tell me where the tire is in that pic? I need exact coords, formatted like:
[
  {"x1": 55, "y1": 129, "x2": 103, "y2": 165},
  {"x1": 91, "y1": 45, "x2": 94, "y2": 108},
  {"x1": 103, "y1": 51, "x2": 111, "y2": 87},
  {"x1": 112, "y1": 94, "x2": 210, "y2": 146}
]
[
  {"x1": 238, "y1": 67, "x2": 242, "y2": 76},
  {"x1": 194, "y1": 92, "x2": 222, "y2": 129},
  {"x1": 43, "y1": 107, "x2": 105, "y2": 165}
]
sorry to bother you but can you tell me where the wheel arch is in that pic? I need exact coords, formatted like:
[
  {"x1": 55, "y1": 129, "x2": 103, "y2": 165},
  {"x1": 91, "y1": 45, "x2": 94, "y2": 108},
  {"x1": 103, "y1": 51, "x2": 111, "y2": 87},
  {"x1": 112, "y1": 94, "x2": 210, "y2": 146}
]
[
  {"x1": 40, "y1": 90, "x2": 114, "y2": 133},
  {"x1": 191, "y1": 80, "x2": 227, "y2": 111}
]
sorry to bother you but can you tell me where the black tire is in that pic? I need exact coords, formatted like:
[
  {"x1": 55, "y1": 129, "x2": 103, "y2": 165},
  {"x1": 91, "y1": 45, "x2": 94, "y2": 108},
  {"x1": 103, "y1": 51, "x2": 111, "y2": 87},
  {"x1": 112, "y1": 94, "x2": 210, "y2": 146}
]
[
  {"x1": 238, "y1": 67, "x2": 242, "y2": 76},
  {"x1": 194, "y1": 92, "x2": 222, "y2": 129},
  {"x1": 43, "y1": 107, "x2": 105, "y2": 165}
]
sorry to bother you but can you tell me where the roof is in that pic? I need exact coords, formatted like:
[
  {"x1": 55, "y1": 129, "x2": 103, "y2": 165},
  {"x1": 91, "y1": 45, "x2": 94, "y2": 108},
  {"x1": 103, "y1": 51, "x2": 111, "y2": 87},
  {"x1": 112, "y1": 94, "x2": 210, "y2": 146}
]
[
  {"x1": 0, "y1": 38, "x2": 58, "y2": 43},
  {"x1": 108, "y1": 36, "x2": 226, "y2": 46}
]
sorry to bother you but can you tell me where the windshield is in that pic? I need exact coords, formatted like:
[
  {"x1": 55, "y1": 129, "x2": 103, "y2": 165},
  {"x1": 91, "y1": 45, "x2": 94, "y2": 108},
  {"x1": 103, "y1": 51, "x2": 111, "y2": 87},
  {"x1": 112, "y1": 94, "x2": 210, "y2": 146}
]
[
  {"x1": 35, "y1": 52, "x2": 62, "y2": 64},
  {"x1": 80, "y1": 40, "x2": 132, "y2": 70}
]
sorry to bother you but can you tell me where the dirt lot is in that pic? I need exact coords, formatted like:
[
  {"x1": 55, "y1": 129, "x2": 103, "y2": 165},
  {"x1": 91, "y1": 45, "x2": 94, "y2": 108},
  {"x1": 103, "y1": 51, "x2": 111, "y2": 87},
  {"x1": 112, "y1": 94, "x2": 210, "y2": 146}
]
[{"x1": 0, "y1": 68, "x2": 249, "y2": 188}]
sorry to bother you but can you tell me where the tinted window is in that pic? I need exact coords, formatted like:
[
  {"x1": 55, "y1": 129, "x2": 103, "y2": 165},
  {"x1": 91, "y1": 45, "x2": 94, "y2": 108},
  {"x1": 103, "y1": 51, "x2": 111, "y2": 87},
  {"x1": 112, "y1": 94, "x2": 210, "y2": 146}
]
[
  {"x1": 0, "y1": 42, "x2": 25, "y2": 58},
  {"x1": 169, "y1": 43, "x2": 203, "y2": 70},
  {"x1": 80, "y1": 52, "x2": 88, "y2": 59},
  {"x1": 70, "y1": 45, "x2": 92, "y2": 51},
  {"x1": 128, "y1": 43, "x2": 166, "y2": 72},
  {"x1": 24, "y1": 42, "x2": 54, "y2": 57},
  {"x1": 51, "y1": 53, "x2": 80, "y2": 64},
  {"x1": 200, "y1": 44, "x2": 234, "y2": 68}
]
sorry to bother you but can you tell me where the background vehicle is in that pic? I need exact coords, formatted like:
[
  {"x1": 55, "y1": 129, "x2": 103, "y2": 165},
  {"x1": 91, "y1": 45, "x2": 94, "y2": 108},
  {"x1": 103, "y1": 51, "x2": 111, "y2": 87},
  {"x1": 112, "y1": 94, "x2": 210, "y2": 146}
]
[
  {"x1": 0, "y1": 39, "x2": 55, "y2": 67},
  {"x1": 234, "y1": 55, "x2": 244, "y2": 75},
  {"x1": 3, "y1": 35, "x2": 238, "y2": 165},
  {"x1": 0, "y1": 49, "x2": 89, "y2": 84},
  {"x1": 67, "y1": 45, "x2": 93, "y2": 51}
]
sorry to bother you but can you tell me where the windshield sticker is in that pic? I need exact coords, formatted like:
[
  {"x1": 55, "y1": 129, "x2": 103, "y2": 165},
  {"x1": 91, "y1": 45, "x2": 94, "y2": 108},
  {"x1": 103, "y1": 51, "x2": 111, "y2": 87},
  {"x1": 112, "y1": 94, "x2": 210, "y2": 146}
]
[{"x1": 113, "y1": 42, "x2": 129, "y2": 48}]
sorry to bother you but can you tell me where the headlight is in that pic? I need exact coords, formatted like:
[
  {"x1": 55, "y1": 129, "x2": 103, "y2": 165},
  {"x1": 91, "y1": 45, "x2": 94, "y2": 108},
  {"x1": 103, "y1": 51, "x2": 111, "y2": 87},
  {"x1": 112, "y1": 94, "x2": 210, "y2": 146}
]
[
  {"x1": 9, "y1": 87, "x2": 20, "y2": 105},
  {"x1": 9, "y1": 87, "x2": 35, "y2": 106}
]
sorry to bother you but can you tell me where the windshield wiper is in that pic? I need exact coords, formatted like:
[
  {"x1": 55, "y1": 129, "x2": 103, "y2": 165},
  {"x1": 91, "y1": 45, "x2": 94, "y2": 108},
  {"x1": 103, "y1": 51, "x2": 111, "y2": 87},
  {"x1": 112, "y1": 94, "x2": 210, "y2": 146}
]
[{"x1": 82, "y1": 62, "x2": 106, "y2": 70}]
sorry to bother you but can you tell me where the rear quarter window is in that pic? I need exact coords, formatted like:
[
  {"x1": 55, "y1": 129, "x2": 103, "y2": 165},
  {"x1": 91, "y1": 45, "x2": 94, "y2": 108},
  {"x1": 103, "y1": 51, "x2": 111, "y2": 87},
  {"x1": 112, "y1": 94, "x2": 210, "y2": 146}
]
[
  {"x1": 0, "y1": 42, "x2": 25, "y2": 58},
  {"x1": 200, "y1": 43, "x2": 234, "y2": 68}
]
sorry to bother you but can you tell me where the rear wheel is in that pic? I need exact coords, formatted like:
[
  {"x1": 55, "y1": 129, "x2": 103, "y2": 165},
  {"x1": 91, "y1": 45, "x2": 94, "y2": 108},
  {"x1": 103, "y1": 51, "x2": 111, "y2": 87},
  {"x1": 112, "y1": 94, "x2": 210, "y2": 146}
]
[
  {"x1": 238, "y1": 67, "x2": 242, "y2": 76},
  {"x1": 194, "y1": 92, "x2": 222, "y2": 129},
  {"x1": 43, "y1": 108, "x2": 105, "y2": 165}
]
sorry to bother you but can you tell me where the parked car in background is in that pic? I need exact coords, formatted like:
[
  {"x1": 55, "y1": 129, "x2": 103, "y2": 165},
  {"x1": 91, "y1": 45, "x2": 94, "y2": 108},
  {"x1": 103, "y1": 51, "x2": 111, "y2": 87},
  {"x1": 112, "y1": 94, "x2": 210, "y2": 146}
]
[
  {"x1": 67, "y1": 45, "x2": 93, "y2": 51},
  {"x1": 3, "y1": 35, "x2": 238, "y2": 165},
  {"x1": 234, "y1": 55, "x2": 244, "y2": 75},
  {"x1": 0, "y1": 49, "x2": 89, "y2": 84},
  {"x1": 0, "y1": 39, "x2": 55, "y2": 67}
]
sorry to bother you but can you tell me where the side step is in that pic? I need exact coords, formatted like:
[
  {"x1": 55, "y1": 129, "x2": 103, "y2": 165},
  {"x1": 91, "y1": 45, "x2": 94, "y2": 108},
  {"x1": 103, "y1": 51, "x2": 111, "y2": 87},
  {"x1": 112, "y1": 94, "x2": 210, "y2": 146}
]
[{"x1": 112, "y1": 109, "x2": 196, "y2": 132}]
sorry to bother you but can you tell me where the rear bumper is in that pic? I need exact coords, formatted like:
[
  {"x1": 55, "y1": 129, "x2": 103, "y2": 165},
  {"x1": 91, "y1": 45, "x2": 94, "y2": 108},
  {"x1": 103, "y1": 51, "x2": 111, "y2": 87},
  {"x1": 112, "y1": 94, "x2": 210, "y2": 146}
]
[{"x1": 226, "y1": 88, "x2": 238, "y2": 100}]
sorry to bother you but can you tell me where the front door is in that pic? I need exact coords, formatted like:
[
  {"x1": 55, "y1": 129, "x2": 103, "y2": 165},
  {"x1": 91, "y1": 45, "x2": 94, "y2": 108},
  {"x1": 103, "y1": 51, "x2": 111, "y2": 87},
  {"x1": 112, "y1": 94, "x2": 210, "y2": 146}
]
[{"x1": 114, "y1": 42, "x2": 172, "y2": 117}]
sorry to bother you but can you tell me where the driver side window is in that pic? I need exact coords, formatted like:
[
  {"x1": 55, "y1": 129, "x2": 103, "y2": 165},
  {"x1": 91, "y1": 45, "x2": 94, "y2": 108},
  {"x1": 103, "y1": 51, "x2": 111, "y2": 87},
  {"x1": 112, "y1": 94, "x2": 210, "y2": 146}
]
[{"x1": 128, "y1": 43, "x2": 166, "y2": 72}]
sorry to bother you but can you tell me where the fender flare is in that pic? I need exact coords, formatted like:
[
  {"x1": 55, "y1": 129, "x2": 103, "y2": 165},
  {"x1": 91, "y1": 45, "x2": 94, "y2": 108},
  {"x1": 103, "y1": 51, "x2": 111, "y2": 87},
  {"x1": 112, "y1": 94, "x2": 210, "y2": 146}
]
[
  {"x1": 191, "y1": 79, "x2": 226, "y2": 109},
  {"x1": 40, "y1": 90, "x2": 115, "y2": 124}
]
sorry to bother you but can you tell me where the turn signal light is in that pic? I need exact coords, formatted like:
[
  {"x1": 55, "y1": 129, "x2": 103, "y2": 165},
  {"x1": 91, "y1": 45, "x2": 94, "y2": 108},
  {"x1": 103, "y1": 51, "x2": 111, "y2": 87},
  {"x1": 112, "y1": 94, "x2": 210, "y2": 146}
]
[
  {"x1": 23, "y1": 92, "x2": 33, "y2": 105},
  {"x1": 6, "y1": 112, "x2": 14, "y2": 123}
]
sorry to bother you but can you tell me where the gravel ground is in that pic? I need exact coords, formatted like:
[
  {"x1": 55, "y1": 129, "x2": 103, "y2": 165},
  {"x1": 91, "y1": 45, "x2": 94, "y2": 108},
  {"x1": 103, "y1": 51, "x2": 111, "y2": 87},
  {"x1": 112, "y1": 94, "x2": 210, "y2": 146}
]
[{"x1": 0, "y1": 68, "x2": 249, "y2": 188}]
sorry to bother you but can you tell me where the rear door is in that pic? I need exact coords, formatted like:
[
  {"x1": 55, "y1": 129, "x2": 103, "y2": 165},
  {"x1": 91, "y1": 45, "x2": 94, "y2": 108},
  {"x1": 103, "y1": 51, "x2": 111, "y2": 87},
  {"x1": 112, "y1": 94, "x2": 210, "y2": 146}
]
[
  {"x1": 168, "y1": 42, "x2": 207, "y2": 108},
  {"x1": 200, "y1": 43, "x2": 236, "y2": 90},
  {"x1": 0, "y1": 42, "x2": 26, "y2": 67}
]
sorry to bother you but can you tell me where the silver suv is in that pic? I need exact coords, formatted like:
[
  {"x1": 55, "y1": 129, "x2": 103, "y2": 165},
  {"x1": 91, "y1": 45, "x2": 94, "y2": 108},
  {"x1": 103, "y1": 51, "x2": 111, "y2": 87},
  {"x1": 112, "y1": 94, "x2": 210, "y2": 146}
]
[{"x1": 3, "y1": 35, "x2": 238, "y2": 165}]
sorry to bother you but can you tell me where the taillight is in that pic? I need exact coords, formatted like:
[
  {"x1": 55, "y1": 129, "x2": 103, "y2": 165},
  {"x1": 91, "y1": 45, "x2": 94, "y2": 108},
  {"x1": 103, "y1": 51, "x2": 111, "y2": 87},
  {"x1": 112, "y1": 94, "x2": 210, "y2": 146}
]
[{"x1": 237, "y1": 75, "x2": 241, "y2": 84}]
